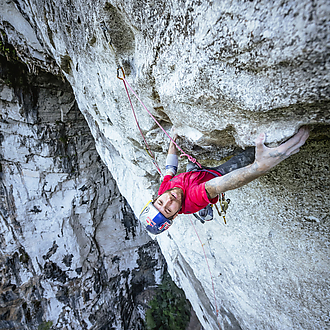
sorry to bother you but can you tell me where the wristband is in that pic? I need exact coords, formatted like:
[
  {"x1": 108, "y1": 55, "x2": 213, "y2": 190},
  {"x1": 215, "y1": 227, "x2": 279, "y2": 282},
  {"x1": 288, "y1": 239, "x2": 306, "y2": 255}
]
[{"x1": 166, "y1": 154, "x2": 178, "y2": 168}]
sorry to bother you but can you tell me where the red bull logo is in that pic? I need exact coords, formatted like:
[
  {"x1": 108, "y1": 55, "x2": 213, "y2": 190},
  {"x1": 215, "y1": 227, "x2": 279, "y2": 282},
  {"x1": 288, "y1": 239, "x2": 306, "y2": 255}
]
[
  {"x1": 146, "y1": 217, "x2": 156, "y2": 227},
  {"x1": 159, "y1": 221, "x2": 171, "y2": 231}
]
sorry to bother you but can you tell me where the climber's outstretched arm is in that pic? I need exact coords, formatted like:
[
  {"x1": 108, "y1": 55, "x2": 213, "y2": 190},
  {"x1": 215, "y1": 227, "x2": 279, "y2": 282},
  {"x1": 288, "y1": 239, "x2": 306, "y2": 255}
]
[
  {"x1": 205, "y1": 127, "x2": 310, "y2": 199},
  {"x1": 165, "y1": 130, "x2": 179, "y2": 176}
]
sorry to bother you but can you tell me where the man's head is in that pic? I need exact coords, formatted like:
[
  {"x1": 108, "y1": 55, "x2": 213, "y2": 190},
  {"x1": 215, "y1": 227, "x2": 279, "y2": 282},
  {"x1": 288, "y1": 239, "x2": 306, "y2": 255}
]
[
  {"x1": 153, "y1": 187, "x2": 183, "y2": 220},
  {"x1": 138, "y1": 187, "x2": 184, "y2": 235}
]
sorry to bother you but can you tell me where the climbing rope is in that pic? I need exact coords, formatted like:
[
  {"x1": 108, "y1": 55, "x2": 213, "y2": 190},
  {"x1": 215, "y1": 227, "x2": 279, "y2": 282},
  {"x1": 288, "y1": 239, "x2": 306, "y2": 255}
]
[
  {"x1": 118, "y1": 66, "x2": 224, "y2": 328},
  {"x1": 101, "y1": 24, "x2": 200, "y2": 170},
  {"x1": 117, "y1": 66, "x2": 202, "y2": 173},
  {"x1": 117, "y1": 67, "x2": 162, "y2": 175},
  {"x1": 188, "y1": 214, "x2": 222, "y2": 330}
]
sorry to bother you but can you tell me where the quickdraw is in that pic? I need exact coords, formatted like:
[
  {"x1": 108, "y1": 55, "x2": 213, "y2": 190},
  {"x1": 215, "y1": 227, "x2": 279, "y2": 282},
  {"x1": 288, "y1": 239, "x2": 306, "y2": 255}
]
[
  {"x1": 117, "y1": 66, "x2": 125, "y2": 80},
  {"x1": 215, "y1": 193, "x2": 230, "y2": 224},
  {"x1": 117, "y1": 59, "x2": 225, "y2": 330}
]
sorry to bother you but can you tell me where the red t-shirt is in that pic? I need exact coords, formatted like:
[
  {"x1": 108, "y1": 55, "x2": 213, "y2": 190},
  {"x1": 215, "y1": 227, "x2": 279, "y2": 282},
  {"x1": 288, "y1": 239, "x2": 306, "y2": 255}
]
[{"x1": 158, "y1": 170, "x2": 221, "y2": 214}]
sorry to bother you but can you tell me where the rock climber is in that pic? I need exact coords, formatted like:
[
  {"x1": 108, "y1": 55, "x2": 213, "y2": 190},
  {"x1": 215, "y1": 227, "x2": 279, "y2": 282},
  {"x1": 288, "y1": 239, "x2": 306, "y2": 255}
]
[{"x1": 139, "y1": 127, "x2": 310, "y2": 235}]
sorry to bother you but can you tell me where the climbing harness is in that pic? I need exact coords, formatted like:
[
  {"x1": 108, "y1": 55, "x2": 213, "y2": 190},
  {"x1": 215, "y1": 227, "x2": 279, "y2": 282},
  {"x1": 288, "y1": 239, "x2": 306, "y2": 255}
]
[
  {"x1": 193, "y1": 204, "x2": 214, "y2": 223},
  {"x1": 190, "y1": 168, "x2": 229, "y2": 224},
  {"x1": 117, "y1": 66, "x2": 202, "y2": 174},
  {"x1": 111, "y1": 35, "x2": 224, "y2": 329},
  {"x1": 117, "y1": 65, "x2": 229, "y2": 329},
  {"x1": 118, "y1": 67, "x2": 231, "y2": 222}
]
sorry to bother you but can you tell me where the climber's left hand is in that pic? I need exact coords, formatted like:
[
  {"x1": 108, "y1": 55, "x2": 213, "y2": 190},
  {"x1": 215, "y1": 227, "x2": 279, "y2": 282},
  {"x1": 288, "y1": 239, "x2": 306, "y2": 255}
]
[
  {"x1": 170, "y1": 127, "x2": 178, "y2": 142},
  {"x1": 254, "y1": 126, "x2": 310, "y2": 173}
]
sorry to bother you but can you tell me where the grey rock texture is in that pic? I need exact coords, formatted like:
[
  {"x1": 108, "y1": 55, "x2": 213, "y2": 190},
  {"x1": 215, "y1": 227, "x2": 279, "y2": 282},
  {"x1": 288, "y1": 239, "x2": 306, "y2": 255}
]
[
  {"x1": 0, "y1": 56, "x2": 166, "y2": 329},
  {"x1": 1, "y1": 0, "x2": 329, "y2": 329}
]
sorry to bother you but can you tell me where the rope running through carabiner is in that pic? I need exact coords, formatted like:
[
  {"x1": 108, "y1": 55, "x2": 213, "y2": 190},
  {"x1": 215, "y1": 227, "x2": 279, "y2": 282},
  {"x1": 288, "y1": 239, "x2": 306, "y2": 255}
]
[
  {"x1": 117, "y1": 67, "x2": 162, "y2": 175},
  {"x1": 118, "y1": 66, "x2": 220, "y2": 328},
  {"x1": 117, "y1": 66, "x2": 202, "y2": 173}
]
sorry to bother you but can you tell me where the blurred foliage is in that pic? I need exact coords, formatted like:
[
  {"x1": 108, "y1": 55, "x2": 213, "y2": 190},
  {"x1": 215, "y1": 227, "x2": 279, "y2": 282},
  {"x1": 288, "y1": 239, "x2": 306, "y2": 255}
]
[
  {"x1": 0, "y1": 30, "x2": 19, "y2": 62},
  {"x1": 38, "y1": 321, "x2": 53, "y2": 330},
  {"x1": 0, "y1": 30, "x2": 25, "y2": 88},
  {"x1": 145, "y1": 273, "x2": 191, "y2": 330}
]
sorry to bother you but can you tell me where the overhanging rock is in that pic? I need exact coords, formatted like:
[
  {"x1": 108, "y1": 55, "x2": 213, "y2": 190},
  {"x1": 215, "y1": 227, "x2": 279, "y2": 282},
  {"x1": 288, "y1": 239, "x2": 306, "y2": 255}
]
[{"x1": 1, "y1": 1, "x2": 329, "y2": 329}]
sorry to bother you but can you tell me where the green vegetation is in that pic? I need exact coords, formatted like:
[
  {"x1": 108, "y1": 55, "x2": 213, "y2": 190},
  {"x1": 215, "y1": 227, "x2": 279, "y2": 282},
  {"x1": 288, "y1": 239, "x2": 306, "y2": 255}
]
[
  {"x1": 58, "y1": 136, "x2": 68, "y2": 144},
  {"x1": 145, "y1": 273, "x2": 191, "y2": 330},
  {"x1": 38, "y1": 321, "x2": 53, "y2": 330},
  {"x1": 0, "y1": 30, "x2": 26, "y2": 89},
  {"x1": 0, "y1": 34, "x2": 19, "y2": 62}
]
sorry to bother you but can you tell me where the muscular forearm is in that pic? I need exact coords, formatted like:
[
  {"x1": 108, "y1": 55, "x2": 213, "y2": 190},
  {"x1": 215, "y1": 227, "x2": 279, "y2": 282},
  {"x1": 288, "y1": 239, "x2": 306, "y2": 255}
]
[
  {"x1": 165, "y1": 139, "x2": 178, "y2": 176},
  {"x1": 205, "y1": 162, "x2": 266, "y2": 198},
  {"x1": 205, "y1": 127, "x2": 309, "y2": 199},
  {"x1": 168, "y1": 140, "x2": 177, "y2": 155}
]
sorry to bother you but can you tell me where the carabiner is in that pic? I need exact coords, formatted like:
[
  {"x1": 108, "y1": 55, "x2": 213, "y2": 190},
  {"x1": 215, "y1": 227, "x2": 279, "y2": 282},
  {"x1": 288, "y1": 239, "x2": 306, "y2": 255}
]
[{"x1": 117, "y1": 66, "x2": 125, "y2": 80}]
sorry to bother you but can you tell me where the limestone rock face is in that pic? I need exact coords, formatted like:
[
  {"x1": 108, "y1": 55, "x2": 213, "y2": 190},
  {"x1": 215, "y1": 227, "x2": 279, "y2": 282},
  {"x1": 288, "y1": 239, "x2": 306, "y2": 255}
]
[
  {"x1": 0, "y1": 56, "x2": 166, "y2": 329},
  {"x1": 1, "y1": 0, "x2": 329, "y2": 329}
]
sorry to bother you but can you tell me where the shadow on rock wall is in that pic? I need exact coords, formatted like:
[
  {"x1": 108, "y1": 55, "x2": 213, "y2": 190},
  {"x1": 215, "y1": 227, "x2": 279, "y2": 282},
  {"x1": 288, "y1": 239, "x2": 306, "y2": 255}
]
[{"x1": 0, "y1": 49, "x2": 170, "y2": 330}]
